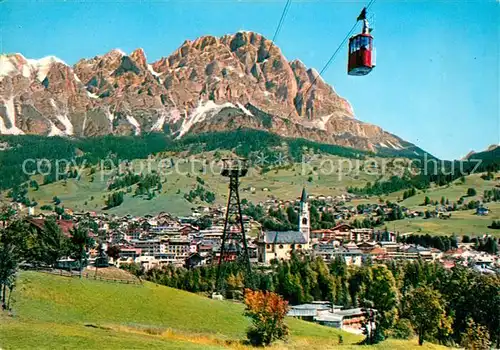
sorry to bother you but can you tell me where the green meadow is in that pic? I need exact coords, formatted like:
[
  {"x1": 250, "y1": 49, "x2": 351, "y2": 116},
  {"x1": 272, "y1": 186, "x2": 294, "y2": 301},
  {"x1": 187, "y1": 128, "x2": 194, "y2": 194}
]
[
  {"x1": 1, "y1": 151, "x2": 498, "y2": 236},
  {"x1": 0, "y1": 271, "x2": 448, "y2": 350}
]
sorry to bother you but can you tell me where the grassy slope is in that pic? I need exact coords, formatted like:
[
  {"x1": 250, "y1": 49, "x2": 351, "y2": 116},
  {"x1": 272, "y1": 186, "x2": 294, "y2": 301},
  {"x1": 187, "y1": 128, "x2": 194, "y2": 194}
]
[
  {"x1": 398, "y1": 174, "x2": 497, "y2": 207},
  {"x1": 385, "y1": 202, "x2": 500, "y2": 236},
  {"x1": 352, "y1": 174, "x2": 500, "y2": 236},
  {"x1": 0, "y1": 272, "x2": 446, "y2": 350},
  {"x1": 2, "y1": 152, "x2": 498, "y2": 236},
  {"x1": 7, "y1": 153, "x2": 380, "y2": 216}
]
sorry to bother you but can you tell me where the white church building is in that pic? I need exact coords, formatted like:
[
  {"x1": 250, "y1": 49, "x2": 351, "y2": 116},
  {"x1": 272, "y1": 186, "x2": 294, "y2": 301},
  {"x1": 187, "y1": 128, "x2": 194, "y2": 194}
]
[{"x1": 257, "y1": 188, "x2": 311, "y2": 264}]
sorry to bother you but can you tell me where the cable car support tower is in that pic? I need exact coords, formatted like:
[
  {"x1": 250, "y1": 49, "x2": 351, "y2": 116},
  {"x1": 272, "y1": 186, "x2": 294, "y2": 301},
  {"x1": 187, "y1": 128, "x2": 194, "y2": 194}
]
[{"x1": 215, "y1": 159, "x2": 252, "y2": 293}]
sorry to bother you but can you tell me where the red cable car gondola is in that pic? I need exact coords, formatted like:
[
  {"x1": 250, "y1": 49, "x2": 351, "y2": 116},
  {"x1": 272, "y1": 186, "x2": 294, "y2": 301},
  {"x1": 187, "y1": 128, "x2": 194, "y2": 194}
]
[{"x1": 348, "y1": 8, "x2": 376, "y2": 76}]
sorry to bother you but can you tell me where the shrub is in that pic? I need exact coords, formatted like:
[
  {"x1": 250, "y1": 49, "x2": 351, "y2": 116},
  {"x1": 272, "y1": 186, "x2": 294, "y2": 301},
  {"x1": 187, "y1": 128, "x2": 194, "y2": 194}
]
[
  {"x1": 489, "y1": 220, "x2": 500, "y2": 229},
  {"x1": 196, "y1": 176, "x2": 205, "y2": 185},
  {"x1": 467, "y1": 188, "x2": 477, "y2": 196},
  {"x1": 244, "y1": 289, "x2": 289, "y2": 346},
  {"x1": 461, "y1": 318, "x2": 491, "y2": 350}
]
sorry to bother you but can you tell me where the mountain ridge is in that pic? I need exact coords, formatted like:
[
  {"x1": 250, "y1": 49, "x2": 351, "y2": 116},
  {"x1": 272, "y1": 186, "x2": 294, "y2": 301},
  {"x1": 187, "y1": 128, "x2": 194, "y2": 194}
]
[
  {"x1": 1, "y1": 31, "x2": 420, "y2": 155},
  {"x1": 462, "y1": 144, "x2": 500, "y2": 161}
]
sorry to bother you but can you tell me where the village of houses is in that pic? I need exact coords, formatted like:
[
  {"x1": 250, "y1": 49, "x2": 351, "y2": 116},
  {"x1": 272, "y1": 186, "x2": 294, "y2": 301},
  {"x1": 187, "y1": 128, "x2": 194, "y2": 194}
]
[
  {"x1": 13, "y1": 188, "x2": 498, "y2": 333},
  {"x1": 19, "y1": 188, "x2": 498, "y2": 274}
]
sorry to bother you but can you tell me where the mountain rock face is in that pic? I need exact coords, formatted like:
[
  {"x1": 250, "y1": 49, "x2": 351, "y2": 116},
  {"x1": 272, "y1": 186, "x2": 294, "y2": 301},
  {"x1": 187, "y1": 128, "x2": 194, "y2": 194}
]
[
  {"x1": 463, "y1": 144, "x2": 500, "y2": 161},
  {"x1": 0, "y1": 31, "x2": 412, "y2": 152}
]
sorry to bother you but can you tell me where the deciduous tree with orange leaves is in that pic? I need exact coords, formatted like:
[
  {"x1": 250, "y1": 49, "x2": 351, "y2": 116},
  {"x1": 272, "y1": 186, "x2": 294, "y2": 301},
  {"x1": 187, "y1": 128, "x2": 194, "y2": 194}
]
[{"x1": 243, "y1": 288, "x2": 290, "y2": 346}]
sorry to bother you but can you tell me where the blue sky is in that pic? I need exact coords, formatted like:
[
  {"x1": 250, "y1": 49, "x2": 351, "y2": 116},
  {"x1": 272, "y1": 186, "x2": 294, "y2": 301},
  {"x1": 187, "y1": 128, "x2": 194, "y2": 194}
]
[{"x1": 1, "y1": 0, "x2": 498, "y2": 160}]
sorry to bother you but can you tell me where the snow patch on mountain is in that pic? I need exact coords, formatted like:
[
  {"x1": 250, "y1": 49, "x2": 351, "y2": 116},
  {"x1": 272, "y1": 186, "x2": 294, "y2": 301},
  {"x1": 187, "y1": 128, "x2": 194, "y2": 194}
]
[
  {"x1": 0, "y1": 56, "x2": 17, "y2": 80},
  {"x1": 105, "y1": 109, "x2": 115, "y2": 123},
  {"x1": 147, "y1": 64, "x2": 163, "y2": 84},
  {"x1": 105, "y1": 109, "x2": 115, "y2": 131},
  {"x1": 237, "y1": 103, "x2": 254, "y2": 117},
  {"x1": 304, "y1": 114, "x2": 333, "y2": 131},
  {"x1": 126, "y1": 115, "x2": 141, "y2": 135},
  {"x1": 177, "y1": 100, "x2": 235, "y2": 138},
  {"x1": 26, "y1": 56, "x2": 67, "y2": 82},
  {"x1": 47, "y1": 120, "x2": 65, "y2": 136},
  {"x1": 87, "y1": 91, "x2": 99, "y2": 99},
  {"x1": 82, "y1": 114, "x2": 88, "y2": 135},
  {"x1": 0, "y1": 54, "x2": 74, "y2": 84},
  {"x1": 0, "y1": 55, "x2": 32, "y2": 81},
  {"x1": 378, "y1": 140, "x2": 403, "y2": 150},
  {"x1": 55, "y1": 114, "x2": 74, "y2": 135},
  {"x1": 167, "y1": 109, "x2": 182, "y2": 124},
  {"x1": 111, "y1": 49, "x2": 126, "y2": 56},
  {"x1": 49, "y1": 98, "x2": 74, "y2": 135},
  {"x1": 151, "y1": 113, "x2": 166, "y2": 131},
  {"x1": 386, "y1": 140, "x2": 403, "y2": 150}
]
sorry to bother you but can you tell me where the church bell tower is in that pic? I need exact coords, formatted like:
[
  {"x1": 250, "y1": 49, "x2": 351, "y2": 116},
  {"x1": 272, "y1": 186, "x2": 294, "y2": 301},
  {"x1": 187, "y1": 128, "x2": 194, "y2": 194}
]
[{"x1": 299, "y1": 187, "x2": 310, "y2": 243}]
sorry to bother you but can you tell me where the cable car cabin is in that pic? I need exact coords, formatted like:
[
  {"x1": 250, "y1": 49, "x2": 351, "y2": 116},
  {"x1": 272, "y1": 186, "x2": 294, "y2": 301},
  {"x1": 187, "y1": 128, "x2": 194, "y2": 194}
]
[
  {"x1": 348, "y1": 34, "x2": 374, "y2": 76},
  {"x1": 348, "y1": 19, "x2": 376, "y2": 76}
]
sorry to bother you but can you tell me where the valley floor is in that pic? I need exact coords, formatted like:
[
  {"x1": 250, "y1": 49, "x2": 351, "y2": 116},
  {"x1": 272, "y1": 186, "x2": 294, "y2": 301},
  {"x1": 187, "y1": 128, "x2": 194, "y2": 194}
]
[{"x1": 0, "y1": 271, "x2": 447, "y2": 350}]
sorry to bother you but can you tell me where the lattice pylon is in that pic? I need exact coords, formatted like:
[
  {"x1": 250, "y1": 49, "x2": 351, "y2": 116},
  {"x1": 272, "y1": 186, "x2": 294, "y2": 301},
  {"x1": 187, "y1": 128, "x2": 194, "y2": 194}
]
[{"x1": 215, "y1": 161, "x2": 251, "y2": 293}]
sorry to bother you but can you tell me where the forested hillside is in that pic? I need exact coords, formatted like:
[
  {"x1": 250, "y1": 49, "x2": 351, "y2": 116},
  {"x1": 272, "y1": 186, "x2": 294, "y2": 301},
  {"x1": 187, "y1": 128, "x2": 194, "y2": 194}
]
[{"x1": 0, "y1": 129, "x2": 387, "y2": 191}]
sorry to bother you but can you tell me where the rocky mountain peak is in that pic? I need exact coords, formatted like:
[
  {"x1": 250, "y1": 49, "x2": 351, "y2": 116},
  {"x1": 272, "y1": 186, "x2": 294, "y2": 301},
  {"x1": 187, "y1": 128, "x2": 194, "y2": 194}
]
[
  {"x1": 0, "y1": 54, "x2": 68, "y2": 84},
  {"x1": 0, "y1": 32, "x2": 416, "y2": 154},
  {"x1": 41, "y1": 63, "x2": 79, "y2": 94},
  {"x1": 109, "y1": 49, "x2": 126, "y2": 56},
  {"x1": 191, "y1": 35, "x2": 219, "y2": 51},
  {"x1": 129, "y1": 48, "x2": 147, "y2": 70},
  {"x1": 114, "y1": 56, "x2": 142, "y2": 76}
]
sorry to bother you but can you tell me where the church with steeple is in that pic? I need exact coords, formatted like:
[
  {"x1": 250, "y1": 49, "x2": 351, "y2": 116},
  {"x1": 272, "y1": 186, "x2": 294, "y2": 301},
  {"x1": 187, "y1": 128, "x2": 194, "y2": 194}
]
[
  {"x1": 299, "y1": 187, "x2": 310, "y2": 244},
  {"x1": 257, "y1": 188, "x2": 311, "y2": 264}
]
